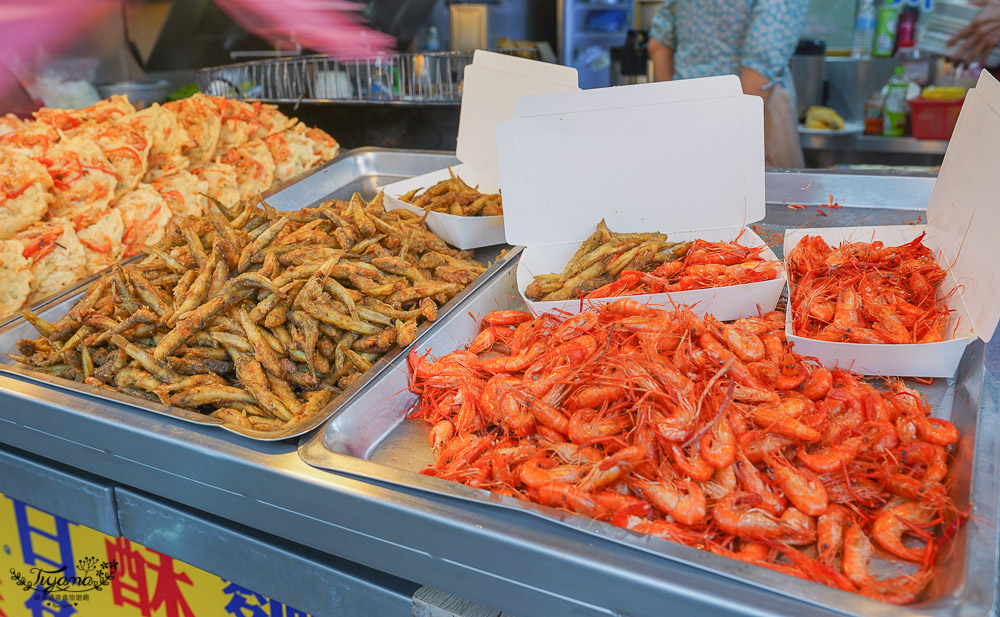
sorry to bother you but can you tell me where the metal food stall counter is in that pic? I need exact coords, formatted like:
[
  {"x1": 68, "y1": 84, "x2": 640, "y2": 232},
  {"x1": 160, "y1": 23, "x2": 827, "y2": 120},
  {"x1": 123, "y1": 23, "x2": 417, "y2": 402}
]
[{"x1": 0, "y1": 150, "x2": 995, "y2": 617}]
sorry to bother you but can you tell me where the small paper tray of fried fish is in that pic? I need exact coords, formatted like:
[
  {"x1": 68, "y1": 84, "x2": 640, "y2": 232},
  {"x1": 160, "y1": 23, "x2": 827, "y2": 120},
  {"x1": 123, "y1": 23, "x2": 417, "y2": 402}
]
[
  {"x1": 380, "y1": 164, "x2": 505, "y2": 250},
  {"x1": 0, "y1": 245, "x2": 519, "y2": 442},
  {"x1": 298, "y1": 258, "x2": 1000, "y2": 617}
]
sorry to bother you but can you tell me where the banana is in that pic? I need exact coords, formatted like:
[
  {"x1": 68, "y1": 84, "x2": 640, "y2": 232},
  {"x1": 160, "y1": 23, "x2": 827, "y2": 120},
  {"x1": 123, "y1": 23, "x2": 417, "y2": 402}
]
[{"x1": 805, "y1": 106, "x2": 845, "y2": 130}]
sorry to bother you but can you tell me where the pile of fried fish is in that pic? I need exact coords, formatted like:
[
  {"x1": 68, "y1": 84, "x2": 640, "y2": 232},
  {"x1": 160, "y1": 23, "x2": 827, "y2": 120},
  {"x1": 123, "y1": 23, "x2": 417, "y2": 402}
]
[
  {"x1": 525, "y1": 220, "x2": 690, "y2": 301},
  {"x1": 13, "y1": 194, "x2": 487, "y2": 433}
]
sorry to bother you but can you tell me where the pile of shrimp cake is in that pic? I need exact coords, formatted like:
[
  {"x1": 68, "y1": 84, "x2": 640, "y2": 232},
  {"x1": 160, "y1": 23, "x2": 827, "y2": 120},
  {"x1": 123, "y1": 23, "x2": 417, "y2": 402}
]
[
  {"x1": 408, "y1": 298, "x2": 963, "y2": 604},
  {"x1": 13, "y1": 192, "x2": 486, "y2": 432}
]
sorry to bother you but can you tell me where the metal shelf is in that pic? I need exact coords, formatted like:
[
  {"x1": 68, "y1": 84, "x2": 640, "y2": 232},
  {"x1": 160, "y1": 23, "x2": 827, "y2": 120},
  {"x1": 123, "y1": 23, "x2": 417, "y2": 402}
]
[
  {"x1": 572, "y1": 2, "x2": 632, "y2": 8},
  {"x1": 574, "y1": 31, "x2": 628, "y2": 38},
  {"x1": 799, "y1": 131, "x2": 950, "y2": 155}
]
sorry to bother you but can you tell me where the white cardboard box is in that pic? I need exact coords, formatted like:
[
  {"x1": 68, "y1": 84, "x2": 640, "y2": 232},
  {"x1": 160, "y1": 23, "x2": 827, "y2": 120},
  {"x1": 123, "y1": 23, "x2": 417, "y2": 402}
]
[
  {"x1": 380, "y1": 51, "x2": 578, "y2": 249},
  {"x1": 782, "y1": 70, "x2": 1000, "y2": 377},
  {"x1": 496, "y1": 75, "x2": 785, "y2": 320}
]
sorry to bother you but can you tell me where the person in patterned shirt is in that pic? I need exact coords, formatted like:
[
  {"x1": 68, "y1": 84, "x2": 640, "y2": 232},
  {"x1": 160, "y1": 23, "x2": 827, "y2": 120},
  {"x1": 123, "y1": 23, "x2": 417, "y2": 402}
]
[{"x1": 648, "y1": 0, "x2": 808, "y2": 168}]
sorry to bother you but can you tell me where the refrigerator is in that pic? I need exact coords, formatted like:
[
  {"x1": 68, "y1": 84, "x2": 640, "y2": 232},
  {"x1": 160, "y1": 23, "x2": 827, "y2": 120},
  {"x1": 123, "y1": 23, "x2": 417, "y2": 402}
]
[{"x1": 558, "y1": 0, "x2": 636, "y2": 89}]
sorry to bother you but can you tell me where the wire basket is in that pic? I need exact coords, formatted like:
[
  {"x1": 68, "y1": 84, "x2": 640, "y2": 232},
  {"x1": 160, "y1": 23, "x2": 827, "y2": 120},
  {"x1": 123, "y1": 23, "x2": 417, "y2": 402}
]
[{"x1": 195, "y1": 49, "x2": 538, "y2": 105}]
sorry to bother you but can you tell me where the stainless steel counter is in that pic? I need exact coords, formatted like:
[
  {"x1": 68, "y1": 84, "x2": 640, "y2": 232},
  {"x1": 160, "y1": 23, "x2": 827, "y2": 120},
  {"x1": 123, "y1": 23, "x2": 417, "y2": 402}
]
[
  {"x1": 800, "y1": 131, "x2": 949, "y2": 168},
  {"x1": 0, "y1": 150, "x2": 992, "y2": 617},
  {"x1": 800, "y1": 133, "x2": 950, "y2": 155}
]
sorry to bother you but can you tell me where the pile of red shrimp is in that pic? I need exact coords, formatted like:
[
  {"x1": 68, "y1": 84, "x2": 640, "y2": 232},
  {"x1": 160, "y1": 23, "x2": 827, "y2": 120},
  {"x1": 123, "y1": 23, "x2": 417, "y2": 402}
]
[
  {"x1": 585, "y1": 238, "x2": 782, "y2": 299},
  {"x1": 408, "y1": 299, "x2": 963, "y2": 604},
  {"x1": 787, "y1": 233, "x2": 950, "y2": 344}
]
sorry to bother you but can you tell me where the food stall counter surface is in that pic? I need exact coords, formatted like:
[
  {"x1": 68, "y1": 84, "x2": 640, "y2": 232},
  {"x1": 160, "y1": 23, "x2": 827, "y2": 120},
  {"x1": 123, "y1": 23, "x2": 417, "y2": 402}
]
[
  {"x1": 0, "y1": 148, "x2": 995, "y2": 617},
  {"x1": 799, "y1": 133, "x2": 951, "y2": 168}
]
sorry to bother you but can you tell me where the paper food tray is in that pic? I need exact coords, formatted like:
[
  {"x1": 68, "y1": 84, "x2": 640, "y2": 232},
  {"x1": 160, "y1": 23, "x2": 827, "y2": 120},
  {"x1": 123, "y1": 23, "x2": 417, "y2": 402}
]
[
  {"x1": 498, "y1": 75, "x2": 779, "y2": 318},
  {"x1": 783, "y1": 226, "x2": 969, "y2": 377},
  {"x1": 518, "y1": 226, "x2": 785, "y2": 319},
  {"x1": 381, "y1": 164, "x2": 505, "y2": 250},
  {"x1": 381, "y1": 50, "x2": 578, "y2": 249},
  {"x1": 780, "y1": 71, "x2": 1000, "y2": 377}
]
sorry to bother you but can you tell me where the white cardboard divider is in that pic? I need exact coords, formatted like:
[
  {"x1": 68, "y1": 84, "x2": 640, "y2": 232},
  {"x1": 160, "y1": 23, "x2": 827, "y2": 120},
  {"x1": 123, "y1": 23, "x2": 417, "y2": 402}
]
[
  {"x1": 379, "y1": 51, "x2": 579, "y2": 249},
  {"x1": 457, "y1": 51, "x2": 579, "y2": 177},
  {"x1": 512, "y1": 74, "x2": 750, "y2": 119},
  {"x1": 499, "y1": 76, "x2": 765, "y2": 245},
  {"x1": 497, "y1": 76, "x2": 779, "y2": 317},
  {"x1": 922, "y1": 71, "x2": 1000, "y2": 343}
]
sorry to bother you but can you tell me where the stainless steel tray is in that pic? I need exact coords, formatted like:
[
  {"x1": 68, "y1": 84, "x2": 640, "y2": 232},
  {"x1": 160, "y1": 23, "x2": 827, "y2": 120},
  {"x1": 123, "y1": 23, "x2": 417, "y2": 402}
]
[
  {"x1": 299, "y1": 257, "x2": 1000, "y2": 616},
  {"x1": 0, "y1": 147, "x2": 511, "y2": 441},
  {"x1": 0, "y1": 147, "x2": 459, "y2": 329}
]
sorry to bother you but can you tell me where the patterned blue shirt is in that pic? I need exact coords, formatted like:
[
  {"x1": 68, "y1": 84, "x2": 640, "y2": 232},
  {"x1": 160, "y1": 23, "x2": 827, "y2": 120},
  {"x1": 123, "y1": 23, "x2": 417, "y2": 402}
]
[{"x1": 650, "y1": 0, "x2": 807, "y2": 90}]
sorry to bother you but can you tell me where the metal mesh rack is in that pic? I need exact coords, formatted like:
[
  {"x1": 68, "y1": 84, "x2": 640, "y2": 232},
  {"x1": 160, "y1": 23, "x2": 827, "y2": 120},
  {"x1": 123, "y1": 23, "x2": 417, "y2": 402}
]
[{"x1": 195, "y1": 49, "x2": 538, "y2": 105}]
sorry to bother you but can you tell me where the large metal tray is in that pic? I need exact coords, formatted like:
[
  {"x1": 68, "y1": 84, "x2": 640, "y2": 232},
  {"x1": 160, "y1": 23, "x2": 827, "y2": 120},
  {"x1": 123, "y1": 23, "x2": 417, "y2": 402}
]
[
  {"x1": 299, "y1": 257, "x2": 1000, "y2": 616},
  {"x1": 0, "y1": 148, "x2": 512, "y2": 441}
]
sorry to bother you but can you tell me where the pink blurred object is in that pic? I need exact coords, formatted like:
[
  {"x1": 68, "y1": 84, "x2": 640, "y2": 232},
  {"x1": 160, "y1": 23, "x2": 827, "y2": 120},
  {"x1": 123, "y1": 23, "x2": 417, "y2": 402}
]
[
  {"x1": 214, "y1": 0, "x2": 396, "y2": 58},
  {"x1": 0, "y1": 0, "x2": 117, "y2": 103},
  {"x1": 0, "y1": 0, "x2": 394, "y2": 106},
  {"x1": 0, "y1": 64, "x2": 41, "y2": 117}
]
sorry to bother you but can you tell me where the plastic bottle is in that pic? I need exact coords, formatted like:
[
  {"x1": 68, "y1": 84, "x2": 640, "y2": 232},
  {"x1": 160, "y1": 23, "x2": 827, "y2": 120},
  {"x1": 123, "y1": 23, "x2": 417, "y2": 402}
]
[
  {"x1": 895, "y1": 5, "x2": 918, "y2": 51},
  {"x1": 896, "y1": 46, "x2": 929, "y2": 86},
  {"x1": 852, "y1": 0, "x2": 878, "y2": 58},
  {"x1": 864, "y1": 90, "x2": 885, "y2": 135},
  {"x1": 895, "y1": 6, "x2": 929, "y2": 84},
  {"x1": 425, "y1": 26, "x2": 441, "y2": 52},
  {"x1": 883, "y1": 66, "x2": 909, "y2": 136},
  {"x1": 873, "y1": 4, "x2": 900, "y2": 57}
]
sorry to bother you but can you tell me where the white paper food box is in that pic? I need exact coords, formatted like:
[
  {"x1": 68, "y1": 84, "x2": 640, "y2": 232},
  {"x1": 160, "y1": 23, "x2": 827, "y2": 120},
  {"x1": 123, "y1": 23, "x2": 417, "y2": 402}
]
[
  {"x1": 380, "y1": 51, "x2": 578, "y2": 249},
  {"x1": 783, "y1": 70, "x2": 1000, "y2": 378},
  {"x1": 496, "y1": 75, "x2": 785, "y2": 320}
]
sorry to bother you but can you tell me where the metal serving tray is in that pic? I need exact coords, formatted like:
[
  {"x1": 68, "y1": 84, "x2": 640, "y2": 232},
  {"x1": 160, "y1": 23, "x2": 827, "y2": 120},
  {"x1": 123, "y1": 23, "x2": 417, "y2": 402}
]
[
  {"x1": 0, "y1": 148, "x2": 512, "y2": 441},
  {"x1": 299, "y1": 257, "x2": 1000, "y2": 616}
]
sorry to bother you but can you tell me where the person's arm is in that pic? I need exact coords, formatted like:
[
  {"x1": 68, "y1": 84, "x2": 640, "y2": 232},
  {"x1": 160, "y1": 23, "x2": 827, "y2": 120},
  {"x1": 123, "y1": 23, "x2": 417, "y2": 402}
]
[
  {"x1": 649, "y1": 1, "x2": 677, "y2": 82},
  {"x1": 739, "y1": 0, "x2": 808, "y2": 101},
  {"x1": 948, "y1": 0, "x2": 1000, "y2": 66},
  {"x1": 214, "y1": 0, "x2": 394, "y2": 58},
  {"x1": 649, "y1": 39, "x2": 674, "y2": 82},
  {"x1": 740, "y1": 66, "x2": 771, "y2": 102}
]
